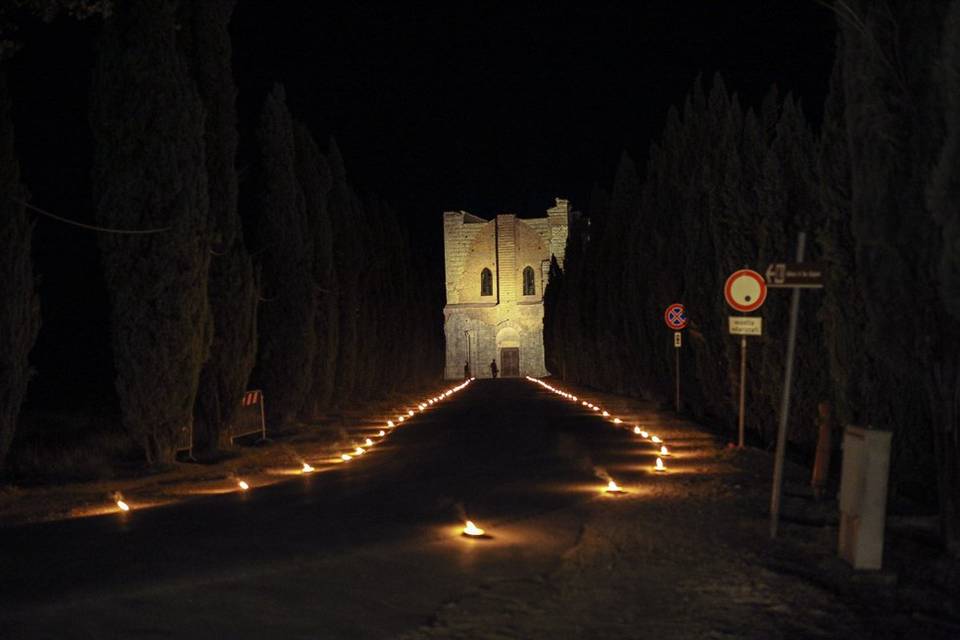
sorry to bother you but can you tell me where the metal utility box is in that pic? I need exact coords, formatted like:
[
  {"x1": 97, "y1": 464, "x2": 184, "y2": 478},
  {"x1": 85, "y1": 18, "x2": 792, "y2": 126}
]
[{"x1": 838, "y1": 425, "x2": 893, "y2": 570}]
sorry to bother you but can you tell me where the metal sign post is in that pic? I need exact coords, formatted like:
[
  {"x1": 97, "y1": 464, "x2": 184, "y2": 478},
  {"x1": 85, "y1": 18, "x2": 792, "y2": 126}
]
[
  {"x1": 768, "y1": 232, "x2": 824, "y2": 539},
  {"x1": 664, "y1": 304, "x2": 688, "y2": 415},
  {"x1": 738, "y1": 336, "x2": 747, "y2": 447},
  {"x1": 724, "y1": 271, "x2": 767, "y2": 449},
  {"x1": 674, "y1": 331, "x2": 682, "y2": 413}
]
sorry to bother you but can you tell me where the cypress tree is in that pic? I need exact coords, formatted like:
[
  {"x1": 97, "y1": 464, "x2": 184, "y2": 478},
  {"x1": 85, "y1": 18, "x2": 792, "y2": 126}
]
[
  {"x1": 328, "y1": 139, "x2": 361, "y2": 405},
  {"x1": 0, "y1": 71, "x2": 40, "y2": 470},
  {"x1": 838, "y1": 0, "x2": 959, "y2": 554},
  {"x1": 181, "y1": 0, "x2": 258, "y2": 453},
  {"x1": 90, "y1": 0, "x2": 210, "y2": 465},
  {"x1": 91, "y1": 0, "x2": 209, "y2": 464},
  {"x1": 250, "y1": 84, "x2": 316, "y2": 429},
  {"x1": 294, "y1": 122, "x2": 338, "y2": 418}
]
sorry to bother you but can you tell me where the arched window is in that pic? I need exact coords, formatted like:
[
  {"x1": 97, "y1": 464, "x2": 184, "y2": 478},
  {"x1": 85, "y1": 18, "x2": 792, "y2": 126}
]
[
  {"x1": 522, "y1": 266, "x2": 535, "y2": 296},
  {"x1": 481, "y1": 268, "x2": 493, "y2": 296}
]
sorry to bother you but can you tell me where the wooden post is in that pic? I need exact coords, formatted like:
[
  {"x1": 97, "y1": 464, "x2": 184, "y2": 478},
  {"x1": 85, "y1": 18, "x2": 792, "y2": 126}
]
[{"x1": 811, "y1": 401, "x2": 833, "y2": 500}]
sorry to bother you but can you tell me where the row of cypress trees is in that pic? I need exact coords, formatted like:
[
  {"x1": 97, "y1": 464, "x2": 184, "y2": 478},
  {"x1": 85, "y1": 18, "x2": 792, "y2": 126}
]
[
  {"x1": 545, "y1": 1, "x2": 960, "y2": 555},
  {"x1": 0, "y1": 0, "x2": 440, "y2": 470}
]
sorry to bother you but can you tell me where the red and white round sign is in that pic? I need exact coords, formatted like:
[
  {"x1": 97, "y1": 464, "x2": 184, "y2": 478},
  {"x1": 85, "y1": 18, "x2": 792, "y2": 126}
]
[
  {"x1": 663, "y1": 303, "x2": 688, "y2": 330},
  {"x1": 724, "y1": 269, "x2": 767, "y2": 312}
]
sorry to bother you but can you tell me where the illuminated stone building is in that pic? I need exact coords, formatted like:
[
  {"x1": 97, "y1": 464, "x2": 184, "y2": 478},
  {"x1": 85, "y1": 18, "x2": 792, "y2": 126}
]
[{"x1": 442, "y1": 198, "x2": 570, "y2": 379}]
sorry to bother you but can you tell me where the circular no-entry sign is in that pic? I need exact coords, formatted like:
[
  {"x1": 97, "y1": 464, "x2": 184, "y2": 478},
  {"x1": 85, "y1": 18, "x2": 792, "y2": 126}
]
[
  {"x1": 724, "y1": 269, "x2": 767, "y2": 312},
  {"x1": 664, "y1": 303, "x2": 688, "y2": 330}
]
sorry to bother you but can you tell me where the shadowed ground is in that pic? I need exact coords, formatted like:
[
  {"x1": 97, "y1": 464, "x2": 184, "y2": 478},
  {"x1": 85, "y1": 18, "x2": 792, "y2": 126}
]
[{"x1": 0, "y1": 379, "x2": 929, "y2": 639}]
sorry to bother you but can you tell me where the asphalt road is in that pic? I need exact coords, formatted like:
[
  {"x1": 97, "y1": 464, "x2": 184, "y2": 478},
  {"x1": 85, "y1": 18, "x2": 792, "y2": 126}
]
[{"x1": 0, "y1": 379, "x2": 636, "y2": 639}]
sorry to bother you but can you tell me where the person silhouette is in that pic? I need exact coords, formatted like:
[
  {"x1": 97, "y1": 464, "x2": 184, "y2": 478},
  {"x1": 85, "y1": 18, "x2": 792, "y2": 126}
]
[{"x1": 490, "y1": 359, "x2": 498, "y2": 378}]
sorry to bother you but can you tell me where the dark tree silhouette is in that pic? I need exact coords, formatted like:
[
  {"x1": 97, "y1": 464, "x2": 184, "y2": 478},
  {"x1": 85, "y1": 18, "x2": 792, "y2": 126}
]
[
  {"x1": 181, "y1": 0, "x2": 258, "y2": 453},
  {"x1": 250, "y1": 85, "x2": 316, "y2": 429},
  {"x1": 327, "y1": 139, "x2": 362, "y2": 406},
  {"x1": 0, "y1": 72, "x2": 40, "y2": 470},
  {"x1": 838, "y1": 0, "x2": 960, "y2": 555},
  {"x1": 90, "y1": 0, "x2": 210, "y2": 465},
  {"x1": 294, "y1": 122, "x2": 338, "y2": 418}
]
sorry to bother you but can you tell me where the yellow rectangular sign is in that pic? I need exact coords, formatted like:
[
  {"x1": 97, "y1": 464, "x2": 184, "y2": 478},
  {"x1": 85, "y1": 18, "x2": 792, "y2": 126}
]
[{"x1": 729, "y1": 316, "x2": 762, "y2": 336}]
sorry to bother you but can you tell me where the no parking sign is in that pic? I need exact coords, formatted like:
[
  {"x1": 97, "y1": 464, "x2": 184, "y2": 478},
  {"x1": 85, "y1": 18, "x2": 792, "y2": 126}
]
[{"x1": 663, "y1": 303, "x2": 688, "y2": 330}]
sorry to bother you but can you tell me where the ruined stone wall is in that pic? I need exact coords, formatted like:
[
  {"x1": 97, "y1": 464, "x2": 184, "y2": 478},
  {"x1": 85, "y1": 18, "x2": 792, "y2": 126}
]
[{"x1": 443, "y1": 200, "x2": 569, "y2": 379}]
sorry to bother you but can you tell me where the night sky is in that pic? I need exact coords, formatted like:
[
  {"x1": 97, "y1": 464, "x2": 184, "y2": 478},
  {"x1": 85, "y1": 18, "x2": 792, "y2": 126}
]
[{"x1": 7, "y1": 1, "x2": 836, "y2": 409}]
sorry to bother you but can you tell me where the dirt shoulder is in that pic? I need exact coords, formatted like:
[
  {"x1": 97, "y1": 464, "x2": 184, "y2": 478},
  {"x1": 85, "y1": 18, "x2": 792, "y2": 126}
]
[
  {"x1": 401, "y1": 382, "x2": 960, "y2": 640},
  {"x1": 0, "y1": 383, "x2": 451, "y2": 528}
]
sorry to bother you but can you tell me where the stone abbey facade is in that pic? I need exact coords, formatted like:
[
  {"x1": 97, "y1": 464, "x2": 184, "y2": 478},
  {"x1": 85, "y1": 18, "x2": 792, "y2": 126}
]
[{"x1": 443, "y1": 198, "x2": 570, "y2": 379}]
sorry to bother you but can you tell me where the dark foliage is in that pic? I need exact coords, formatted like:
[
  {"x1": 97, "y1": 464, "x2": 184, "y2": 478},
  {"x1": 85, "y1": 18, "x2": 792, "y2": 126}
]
[
  {"x1": 250, "y1": 84, "x2": 316, "y2": 429},
  {"x1": 544, "y1": 3, "x2": 960, "y2": 554},
  {"x1": 89, "y1": 0, "x2": 210, "y2": 465},
  {"x1": 294, "y1": 121, "x2": 338, "y2": 418},
  {"x1": 837, "y1": 0, "x2": 960, "y2": 555},
  {"x1": 0, "y1": 72, "x2": 40, "y2": 470},
  {"x1": 181, "y1": 0, "x2": 258, "y2": 454}
]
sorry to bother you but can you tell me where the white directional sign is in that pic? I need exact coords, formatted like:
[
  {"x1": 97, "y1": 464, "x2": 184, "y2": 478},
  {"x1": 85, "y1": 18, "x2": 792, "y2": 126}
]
[{"x1": 729, "y1": 316, "x2": 763, "y2": 336}]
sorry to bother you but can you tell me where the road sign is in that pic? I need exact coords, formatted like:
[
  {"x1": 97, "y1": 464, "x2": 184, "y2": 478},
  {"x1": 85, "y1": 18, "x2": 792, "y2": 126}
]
[
  {"x1": 664, "y1": 303, "x2": 688, "y2": 330},
  {"x1": 765, "y1": 262, "x2": 825, "y2": 289},
  {"x1": 729, "y1": 316, "x2": 763, "y2": 336},
  {"x1": 674, "y1": 331, "x2": 682, "y2": 347},
  {"x1": 724, "y1": 269, "x2": 767, "y2": 312}
]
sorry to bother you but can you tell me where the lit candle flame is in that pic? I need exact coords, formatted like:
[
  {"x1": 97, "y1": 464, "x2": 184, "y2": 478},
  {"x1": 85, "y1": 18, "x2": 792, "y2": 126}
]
[
  {"x1": 238, "y1": 480, "x2": 250, "y2": 490},
  {"x1": 408, "y1": 410, "x2": 414, "y2": 416},
  {"x1": 302, "y1": 462, "x2": 315, "y2": 473},
  {"x1": 655, "y1": 457, "x2": 667, "y2": 472},
  {"x1": 593, "y1": 406, "x2": 600, "y2": 412},
  {"x1": 116, "y1": 500, "x2": 130, "y2": 512},
  {"x1": 605, "y1": 480, "x2": 623, "y2": 493},
  {"x1": 387, "y1": 420, "x2": 395, "y2": 428},
  {"x1": 377, "y1": 430, "x2": 386, "y2": 437},
  {"x1": 463, "y1": 520, "x2": 485, "y2": 536},
  {"x1": 354, "y1": 447, "x2": 365, "y2": 455},
  {"x1": 582, "y1": 401, "x2": 588, "y2": 406},
  {"x1": 640, "y1": 430, "x2": 649, "y2": 438},
  {"x1": 660, "y1": 445, "x2": 670, "y2": 457},
  {"x1": 651, "y1": 435, "x2": 662, "y2": 444},
  {"x1": 398, "y1": 416, "x2": 405, "y2": 423},
  {"x1": 364, "y1": 438, "x2": 374, "y2": 446},
  {"x1": 633, "y1": 426, "x2": 641, "y2": 435},
  {"x1": 602, "y1": 411, "x2": 609, "y2": 417},
  {"x1": 613, "y1": 418, "x2": 622, "y2": 424}
]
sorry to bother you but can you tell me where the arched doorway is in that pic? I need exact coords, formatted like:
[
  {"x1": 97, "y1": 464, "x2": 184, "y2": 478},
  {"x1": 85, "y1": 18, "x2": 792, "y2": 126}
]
[{"x1": 496, "y1": 326, "x2": 521, "y2": 377}]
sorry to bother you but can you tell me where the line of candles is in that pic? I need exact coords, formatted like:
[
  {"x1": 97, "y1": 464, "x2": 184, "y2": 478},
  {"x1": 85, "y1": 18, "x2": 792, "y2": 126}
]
[
  {"x1": 526, "y1": 376, "x2": 672, "y2": 489},
  {"x1": 114, "y1": 379, "x2": 476, "y2": 514}
]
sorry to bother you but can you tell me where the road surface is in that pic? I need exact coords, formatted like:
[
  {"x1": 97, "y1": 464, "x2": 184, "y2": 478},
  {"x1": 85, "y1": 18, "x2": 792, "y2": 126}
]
[{"x1": 0, "y1": 379, "x2": 918, "y2": 639}]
